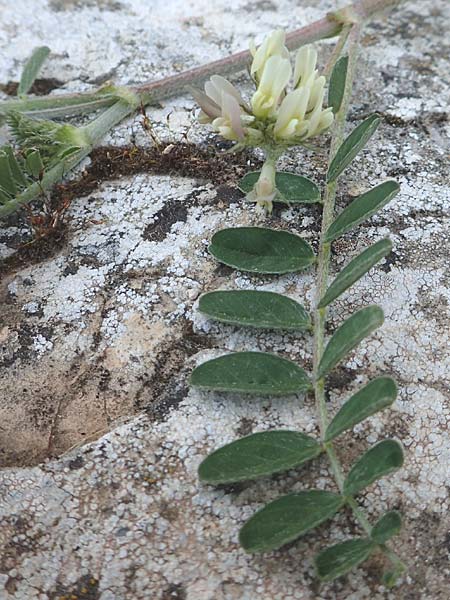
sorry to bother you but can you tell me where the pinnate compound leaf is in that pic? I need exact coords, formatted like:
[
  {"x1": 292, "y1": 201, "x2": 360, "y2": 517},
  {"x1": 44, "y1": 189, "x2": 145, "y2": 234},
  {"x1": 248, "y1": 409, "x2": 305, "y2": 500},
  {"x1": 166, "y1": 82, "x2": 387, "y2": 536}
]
[
  {"x1": 239, "y1": 490, "x2": 344, "y2": 553},
  {"x1": 18, "y1": 46, "x2": 51, "y2": 96},
  {"x1": 318, "y1": 239, "x2": 392, "y2": 308},
  {"x1": 325, "y1": 181, "x2": 400, "y2": 243},
  {"x1": 315, "y1": 537, "x2": 375, "y2": 581},
  {"x1": 198, "y1": 430, "x2": 322, "y2": 484},
  {"x1": 371, "y1": 510, "x2": 402, "y2": 544},
  {"x1": 344, "y1": 440, "x2": 404, "y2": 496},
  {"x1": 317, "y1": 306, "x2": 384, "y2": 380},
  {"x1": 209, "y1": 227, "x2": 315, "y2": 274},
  {"x1": 190, "y1": 351, "x2": 310, "y2": 395},
  {"x1": 328, "y1": 55, "x2": 348, "y2": 114},
  {"x1": 325, "y1": 377, "x2": 397, "y2": 441},
  {"x1": 198, "y1": 290, "x2": 311, "y2": 330},
  {"x1": 327, "y1": 114, "x2": 381, "y2": 182},
  {"x1": 239, "y1": 171, "x2": 320, "y2": 204}
]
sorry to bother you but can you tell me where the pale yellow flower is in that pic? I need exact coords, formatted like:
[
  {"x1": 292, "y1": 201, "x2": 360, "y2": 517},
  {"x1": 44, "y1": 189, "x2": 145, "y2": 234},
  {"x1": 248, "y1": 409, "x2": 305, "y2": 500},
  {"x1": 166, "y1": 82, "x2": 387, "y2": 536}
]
[
  {"x1": 250, "y1": 30, "x2": 290, "y2": 82},
  {"x1": 251, "y1": 55, "x2": 292, "y2": 119}
]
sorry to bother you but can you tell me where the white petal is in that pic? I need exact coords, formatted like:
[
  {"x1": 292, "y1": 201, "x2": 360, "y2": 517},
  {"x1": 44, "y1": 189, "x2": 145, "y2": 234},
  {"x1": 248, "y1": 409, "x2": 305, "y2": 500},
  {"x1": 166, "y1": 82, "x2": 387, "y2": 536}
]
[
  {"x1": 191, "y1": 87, "x2": 221, "y2": 118},
  {"x1": 294, "y1": 45, "x2": 318, "y2": 88},
  {"x1": 221, "y1": 91, "x2": 245, "y2": 139},
  {"x1": 307, "y1": 76, "x2": 325, "y2": 113},
  {"x1": 210, "y1": 75, "x2": 244, "y2": 105}
]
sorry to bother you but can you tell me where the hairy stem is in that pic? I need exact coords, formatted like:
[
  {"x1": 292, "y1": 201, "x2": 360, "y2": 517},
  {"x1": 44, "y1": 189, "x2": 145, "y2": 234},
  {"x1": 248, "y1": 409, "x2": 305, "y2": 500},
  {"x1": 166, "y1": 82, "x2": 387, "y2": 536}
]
[
  {"x1": 312, "y1": 25, "x2": 405, "y2": 575},
  {"x1": 0, "y1": 0, "x2": 403, "y2": 120}
]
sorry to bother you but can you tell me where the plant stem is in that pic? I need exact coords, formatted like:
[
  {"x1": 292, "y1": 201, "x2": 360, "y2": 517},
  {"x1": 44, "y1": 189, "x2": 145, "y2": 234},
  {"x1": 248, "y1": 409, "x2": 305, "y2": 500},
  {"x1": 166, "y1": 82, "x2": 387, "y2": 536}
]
[
  {"x1": 311, "y1": 25, "x2": 405, "y2": 575},
  {"x1": 323, "y1": 24, "x2": 352, "y2": 78},
  {"x1": 0, "y1": 0, "x2": 403, "y2": 120}
]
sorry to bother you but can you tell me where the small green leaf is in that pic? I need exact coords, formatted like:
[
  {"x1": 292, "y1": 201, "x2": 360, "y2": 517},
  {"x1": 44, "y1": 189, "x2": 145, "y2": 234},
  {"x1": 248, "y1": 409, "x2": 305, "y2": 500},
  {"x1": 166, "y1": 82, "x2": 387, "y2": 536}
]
[
  {"x1": 198, "y1": 290, "x2": 311, "y2": 330},
  {"x1": 325, "y1": 377, "x2": 397, "y2": 441},
  {"x1": 0, "y1": 187, "x2": 10, "y2": 204},
  {"x1": 239, "y1": 171, "x2": 320, "y2": 204},
  {"x1": 239, "y1": 490, "x2": 344, "y2": 553},
  {"x1": 18, "y1": 46, "x2": 51, "y2": 96},
  {"x1": 209, "y1": 227, "x2": 315, "y2": 274},
  {"x1": 315, "y1": 537, "x2": 375, "y2": 581},
  {"x1": 344, "y1": 440, "x2": 404, "y2": 496},
  {"x1": 25, "y1": 150, "x2": 44, "y2": 178},
  {"x1": 198, "y1": 430, "x2": 322, "y2": 484},
  {"x1": 328, "y1": 55, "x2": 348, "y2": 114},
  {"x1": 190, "y1": 351, "x2": 310, "y2": 395},
  {"x1": 325, "y1": 181, "x2": 400, "y2": 243},
  {"x1": 0, "y1": 153, "x2": 17, "y2": 196},
  {"x1": 2, "y1": 146, "x2": 27, "y2": 187},
  {"x1": 318, "y1": 239, "x2": 392, "y2": 308},
  {"x1": 327, "y1": 114, "x2": 381, "y2": 182},
  {"x1": 317, "y1": 306, "x2": 384, "y2": 379},
  {"x1": 371, "y1": 510, "x2": 402, "y2": 544}
]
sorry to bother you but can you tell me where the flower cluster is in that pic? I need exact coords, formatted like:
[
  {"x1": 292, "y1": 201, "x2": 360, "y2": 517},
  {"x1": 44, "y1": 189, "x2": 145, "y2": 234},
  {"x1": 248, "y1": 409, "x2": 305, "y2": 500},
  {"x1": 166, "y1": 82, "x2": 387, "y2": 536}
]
[{"x1": 192, "y1": 30, "x2": 334, "y2": 146}]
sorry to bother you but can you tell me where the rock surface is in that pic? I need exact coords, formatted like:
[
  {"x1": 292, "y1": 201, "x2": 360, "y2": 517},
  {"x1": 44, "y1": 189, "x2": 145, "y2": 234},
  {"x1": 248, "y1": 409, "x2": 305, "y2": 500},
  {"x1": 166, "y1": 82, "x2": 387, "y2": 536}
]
[{"x1": 0, "y1": 0, "x2": 449, "y2": 598}]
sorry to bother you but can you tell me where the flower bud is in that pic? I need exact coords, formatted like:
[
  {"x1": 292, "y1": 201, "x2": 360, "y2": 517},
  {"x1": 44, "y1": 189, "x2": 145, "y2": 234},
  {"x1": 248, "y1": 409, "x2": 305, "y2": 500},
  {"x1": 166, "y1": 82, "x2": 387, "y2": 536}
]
[
  {"x1": 250, "y1": 30, "x2": 290, "y2": 82},
  {"x1": 246, "y1": 161, "x2": 277, "y2": 213}
]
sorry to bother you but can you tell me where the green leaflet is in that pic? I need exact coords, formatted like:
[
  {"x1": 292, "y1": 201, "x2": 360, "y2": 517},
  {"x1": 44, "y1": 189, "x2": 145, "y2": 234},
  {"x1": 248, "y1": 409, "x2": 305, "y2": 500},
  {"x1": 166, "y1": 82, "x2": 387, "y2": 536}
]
[
  {"x1": 239, "y1": 490, "x2": 344, "y2": 553},
  {"x1": 25, "y1": 150, "x2": 44, "y2": 178},
  {"x1": 324, "y1": 377, "x2": 397, "y2": 441},
  {"x1": 239, "y1": 171, "x2": 320, "y2": 204},
  {"x1": 190, "y1": 351, "x2": 311, "y2": 395},
  {"x1": 317, "y1": 306, "x2": 384, "y2": 380},
  {"x1": 325, "y1": 180, "x2": 399, "y2": 243},
  {"x1": 209, "y1": 227, "x2": 316, "y2": 274},
  {"x1": 371, "y1": 510, "x2": 402, "y2": 544},
  {"x1": 315, "y1": 537, "x2": 375, "y2": 581},
  {"x1": 18, "y1": 46, "x2": 51, "y2": 96},
  {"x1": 198, "y1": 430, "x2": 322, "y2": 484},
  {"x1": 0, "y1": 153, "x2": 17, "y2": 196},
  {"x1": 2, "y1": 146, "x2": 27, "y2": 187},
  {"x1": 327, "y1": 114, "x2": 381, "y2": 182},
  {"x1": 198, "y1": 290, "x2": 311, "y2": 330},
  {"x1": 318, "y1": 238, "x2": 392, "y2": 308},
  {"x1": 344, "y1": 440, "x2": 404, "y2": 496},
  {"x1": 328, "y1": 55, "x2": 348, "y2": 114}
]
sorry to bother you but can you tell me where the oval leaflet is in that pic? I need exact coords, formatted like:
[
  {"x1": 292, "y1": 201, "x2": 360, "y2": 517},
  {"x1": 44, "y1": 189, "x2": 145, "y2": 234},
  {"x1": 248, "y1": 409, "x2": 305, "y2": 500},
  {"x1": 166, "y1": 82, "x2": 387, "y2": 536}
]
[
  {"x1": 209, "y1": 227, "x2": 316, "y2": 274},
  {"x1": 190, "y1": 351, "x2": 311, "y2": 395},
  {"x1": 198, "y1": 430, "x2": 322, "y2": 484},
  {"x1": 198, "y1": 290, "x2": 311, "y2": 330}
]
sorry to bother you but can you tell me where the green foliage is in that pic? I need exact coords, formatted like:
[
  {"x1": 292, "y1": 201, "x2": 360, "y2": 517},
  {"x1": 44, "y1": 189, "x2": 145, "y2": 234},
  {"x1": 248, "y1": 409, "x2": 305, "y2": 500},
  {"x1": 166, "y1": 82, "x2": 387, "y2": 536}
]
[
  {"x1": 18, "y1": 46, "x2": 51, "y2": 96},
  {"x1": 328, "y1": 55, "x2": 348, "y2": 113},
  {"x1": 371, "y1": 511, "x2": 402, "y2": 544},
  {"x1": 327, "y1": 114, "x2": 381, "y2": 182},
  {"x1": 239, "y1": 171, "x2": 320, "y2": 204},
  {"x1": 198, "y1": 430, "x2": 322, "y2": 484},
  {"x1": 325, "y1": 377, "x2": 397, "y2": 441},
  {"x1": 324, "y1": 181, "x2": 400, "y2": 242},
  {"x1": 6, "y1": 112, "x2": 86, "y2": 169},
  {"x1": 199, "y1": 290, "x2": 311, "y2": 330},
  {"x1": 209, "y1": 227, "x2": 316, "y2": 274},
  {"x1": 189, "y1": 34, "x2": 405, "y2": 585},
  {"x1": 317, "y1": 306, "x2": 384, "y2": 379},
  {"x1": 344, "y1": 440, "x2": 404, "y2": 496},
  {"x1": 318, "y1": 238, "x2": 392, "y2": 307},
  {"x1": 190, "y1": 351, "x2": 311, "y2": 395},
  {"x1": 239, "y1": 491, "x2": 344, "y2": 553},
  {"x1": 315, "y1": 537, "x2": 376, "y2": 581}
]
